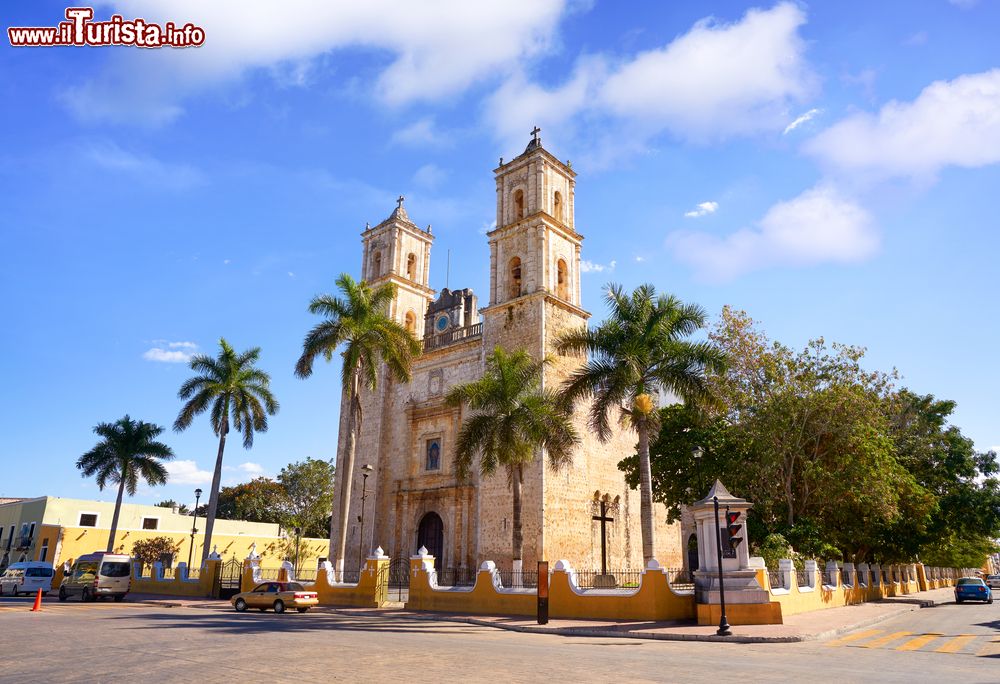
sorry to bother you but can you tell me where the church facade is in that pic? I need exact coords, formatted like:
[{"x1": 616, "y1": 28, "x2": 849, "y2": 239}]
[{"x1": 331, "y1": 133, "x2": 683, "y2": 573}]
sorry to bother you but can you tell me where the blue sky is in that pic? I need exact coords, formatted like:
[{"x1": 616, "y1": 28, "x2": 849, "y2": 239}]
[{"x1": 2, "y1": 0, "x2": 998, "y2": 509}]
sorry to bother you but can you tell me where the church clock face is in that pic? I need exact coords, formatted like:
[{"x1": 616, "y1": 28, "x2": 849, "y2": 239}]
[{"x1": 435, "y1": 314, "x2": 450, "y2": 333}]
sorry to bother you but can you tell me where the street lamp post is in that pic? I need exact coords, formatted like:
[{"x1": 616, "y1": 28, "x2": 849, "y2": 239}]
[
  {"x1": 187, "y1": 488, "x2": 202, "y2": 570},
  {"x1": 713, "y1": 494, "x2": 732, "y2": 636},
  {"x1": 691, "y1": 445, "x2": 704, "y2": 495},
  {"x1": 357, "y1": 464, "x2": 374, "y2": 572},
  {"x1": 293, "y1": 527, "x2": 302, "y2": 577}
]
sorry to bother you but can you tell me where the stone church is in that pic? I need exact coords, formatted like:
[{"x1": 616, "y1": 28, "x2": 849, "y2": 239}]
[{"x1": 331, "y1": 132, "x2": 683, "y2": 573}]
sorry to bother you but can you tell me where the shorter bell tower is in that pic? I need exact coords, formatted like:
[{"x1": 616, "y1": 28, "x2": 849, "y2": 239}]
[{"x1": 360, "y1": 196, "x2": 435, "y2": 338}]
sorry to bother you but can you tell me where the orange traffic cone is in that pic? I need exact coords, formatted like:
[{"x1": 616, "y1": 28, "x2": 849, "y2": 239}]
[{"x1": 30, "y1": 588, "x2": 42, "y2": 612}]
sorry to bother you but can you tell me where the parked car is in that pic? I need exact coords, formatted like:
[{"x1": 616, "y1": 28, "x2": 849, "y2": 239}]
[
  {"x1": 0, "y1": 562, "x2": 55, "y2": 596},
  {"x1": 231, "y1": 582, "x2": 318, "y2": 613},
  {"x1": 58, "y1": 552, "x2": 132, "y2": 602},
  {"x1": 954, "y1": 577, "x2": 993, "y2": 604},
  {"x1": 986, "y1": 575, "x2": 1000, "y2": 590}
]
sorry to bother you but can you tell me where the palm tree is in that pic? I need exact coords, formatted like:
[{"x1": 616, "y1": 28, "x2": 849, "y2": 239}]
[
  {"x1": 174, "y1": 338, "x2": 278, "y2": 563},
  {"x1": 446, "y1": 346, "x2": 579, "y2": 571},
  {"x1": 295, "y1": 273, "x2": 421, "y2": 575},
  {"x1": 76, "y1": 416, "x2": 175, "y2": 553},
  {"x1": 556, "y1": 284, "x2": 726, "y2": 564}
]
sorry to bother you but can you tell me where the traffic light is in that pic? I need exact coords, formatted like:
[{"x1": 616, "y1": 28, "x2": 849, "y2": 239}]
[{"x1": 726, "y1": 509, "x2": 743, "y2": 552}]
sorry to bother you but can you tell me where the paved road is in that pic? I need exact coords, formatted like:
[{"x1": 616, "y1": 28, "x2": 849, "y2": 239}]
[
  {"x1": 825, "y1": 594, "x2": 999, "y2": 657},
  {"x1": 0, "y1": 595, "x2": 997, "y2": 682}
]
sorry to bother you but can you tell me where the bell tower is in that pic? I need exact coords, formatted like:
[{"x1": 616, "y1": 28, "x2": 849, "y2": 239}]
[
  {"x1": 360, "y1": 196, "x2": 435, "y2": 338},
  {"x1": 487, "y1": 127, "x2": 583, "y2": 310},
  {"x1": 478, "y1": 128, "x2": 592, "y2": 570},
  {"x1": 482, "y1": 127, "x2": 589, "y2": 361}
]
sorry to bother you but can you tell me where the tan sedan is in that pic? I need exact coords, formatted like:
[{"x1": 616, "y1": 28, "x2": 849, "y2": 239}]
[{"x1": 231, "y1": 581, "x2": 319, "y2": 613}]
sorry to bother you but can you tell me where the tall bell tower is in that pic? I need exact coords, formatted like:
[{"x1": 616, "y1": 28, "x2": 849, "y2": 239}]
[{"x1": 478, "y1": 128, "x2": 592, "y2": 568}]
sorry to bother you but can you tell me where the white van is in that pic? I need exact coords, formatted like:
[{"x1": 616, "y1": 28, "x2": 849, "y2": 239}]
[
  {"x1": 1, "y1": 562, "x2": 56, "y2": 596},
  {"x1": 58, "y1": 552, "x2": 132, "y2": 602}
]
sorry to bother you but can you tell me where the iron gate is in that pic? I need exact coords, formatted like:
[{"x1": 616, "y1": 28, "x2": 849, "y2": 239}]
[
  {"x1": 217, "y1": 558, "x2": 243, "y2": 599},
  {"x1": 384, "y1": 558, "x2": 410, "y2": 603}
]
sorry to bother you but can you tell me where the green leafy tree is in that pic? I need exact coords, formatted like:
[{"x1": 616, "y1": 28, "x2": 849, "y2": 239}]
[
  {"x1": 216, "y1": 477, "x2": 287, "y2": 524},
  {"x1": 131, "y1": 536, "x2": 181, "y2": 570},
  {"x1": 885, "y1": 390, "x2": 1000, "y2": 566},
  {"x1": 295, "y1": 273, "x2": 420, "y2": 573},
  {"x1": 174, "y1": 338, "x2": 279, "y2": 563},
  {"x1": 155, "y1": 499, "x2": 189, "y2": 515},
  {"x1": 619, "y1": 403, "x2": 743, "y2": 524},
  {"x1": 557, "y1": 284, "x2": 725, "y2": 563},
  {"x1": 76, "y1": 416, "x2": 175, "y2": 552},
  {"x1": 446, "y1": 347, "x2": 579, "y2": 566},
  {"x1": 278, "y1": 458, "x2": 336, "y2": 538}
]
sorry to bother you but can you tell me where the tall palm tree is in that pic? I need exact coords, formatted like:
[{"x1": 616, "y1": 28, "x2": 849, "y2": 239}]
[
  {"x1": 446, "y1": 346, "x2": 579, "y2": 570},
  {"x1": 556, "y1": 284, "x2": 726, "y2": 563},
  {"x1": 76, "y1": 416, "x2": 175, "y2": 553},
  {"x1": 295, "y1": 273, "x2": 421, "y2": 574},
  {"x1": 174, "y1": 338, "x2": 278, "y2": 563}
]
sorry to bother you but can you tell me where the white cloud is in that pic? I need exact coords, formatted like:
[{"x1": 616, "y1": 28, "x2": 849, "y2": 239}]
[
  {"x1": 165, "y1": 459, "x2": 213, "y2": 485},
  {"x1": 783, "y1": 108, "x2": 821, "y2": 134},
  {"x1": 668, "y1": 184, "x2": 877, "y2": 282},
  {"x1": 580, "y1": 259, "x2": 616, "y2": 273},
  {"x1": 143, "y1": 348, "x2": 194, "y2": 363},
  {"x1": 489, "y1": 2, "x2": 814, "y2": 152},
  {"x1": 599, "y1": 2, "x2": 813, "y2": 139},
  {"x1": 144, "y1": 340, "x2": 197, "y2": 362},
  {"x1": 392, "y1": 118, "x2": 448, "y2": 147},
  {"x1": 805, "y1": 69, "x2": 1000, "y2": 180},
  {"x1": 63, "y1": 0, "x2": 568, "y2": 124},
  {"x1": 634, "y1": 256, "x2": 645, "y2": 262},
  {"x1": 684, "y1": 201, "x2": 719, "y2": 218},
  {"x1": 413, "y1": 163, "x2": 447, "y2": 189},
  {"x1": 238, "y1": 462, "x2": 264, "y2": 475},
  {"x1": 81, "y1": 140, "x2": 204, "y2": 189}
]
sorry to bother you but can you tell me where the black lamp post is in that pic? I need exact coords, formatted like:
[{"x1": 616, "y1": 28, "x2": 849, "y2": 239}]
[
  {"x1": 691, "y1": 445, "x2": 704, "y2": 494},
  {"x1": 357, "y1": 464, "x2": 374, "y2": 571},
  {"x1": 293, "y1": 526, "x2": 302, "y2": 577},
  {"x1": 187, "y1": 488, "x2": 202, "y2": 569},
  {"x1": 713, "y1": 494, "x2": 732, "y2": 636}
]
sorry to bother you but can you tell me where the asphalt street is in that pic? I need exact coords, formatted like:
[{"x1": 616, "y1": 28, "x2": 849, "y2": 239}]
[{"x1": 0, "y1": 595, "x2": 997, "y2": 682}]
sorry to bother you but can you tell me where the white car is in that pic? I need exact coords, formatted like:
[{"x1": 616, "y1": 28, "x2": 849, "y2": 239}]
[
  {"x1": 1, "y1": 562, "x2": 56, "y2": 596},
  {"x1": 986, "y1": 575, "x2": 1000, "y2": 590}
]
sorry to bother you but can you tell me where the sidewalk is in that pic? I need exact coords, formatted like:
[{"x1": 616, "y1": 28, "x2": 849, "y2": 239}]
[
  {"x1": 126, "y1": 593, "x2": 228, "y2": 608},
  {"x1": 331, "y1": 587, "x2": 958, "y2": 644}
]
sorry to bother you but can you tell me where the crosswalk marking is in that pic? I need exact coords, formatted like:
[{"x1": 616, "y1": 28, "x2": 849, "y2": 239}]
[
  {"x1": 895, "y1": 633, "x2": 943, "y2": 651},
  {"x1": 861, "y1": 631, "x2": 912, "y2": 649},
  {"x1": 975, "y1": 638, "x2": 1000, "y2": 657},
  {"x1": 825, "y1": 628, "x2": 884, "y2": 647},
  {"x1": 934, "y1": 635, "x2": 977, "y2": 654},
  {"x1": 828, "y1": 630, "x2": 997, "y2": 657}
]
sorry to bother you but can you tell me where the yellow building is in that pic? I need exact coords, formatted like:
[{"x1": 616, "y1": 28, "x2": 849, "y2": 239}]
[{"x1": 0, "y1": 496, "x2": 328, "y2": 576}]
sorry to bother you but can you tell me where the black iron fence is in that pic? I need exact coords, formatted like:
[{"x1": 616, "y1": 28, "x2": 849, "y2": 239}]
[
  {"x1": 573, "y1": 569, "x2": 644, "y2": 590},
  {"x1": 768, "y1": 570, "x2": 784, "y2": 589},
  {"x1": 435, "y1": 567, "x2": 477, "y2": 587},
  {"x1": 665, "y1": 567, "x2": 694, "y2": 591},
  {"x1": 294, "y1": 569, "x2": 318, "y2": 582},
  {"x1": 496, "y1": 568, "x2": 538, "y2": 588},
  {"x1": 259, "y1": 568, "x2": 281, "y2": 580},
  {"x1": 796, "y1": 569, "x2": 813, "y2": 588}
]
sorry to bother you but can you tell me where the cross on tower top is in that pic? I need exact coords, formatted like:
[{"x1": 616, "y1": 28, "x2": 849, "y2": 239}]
[
  {"x1": 396, "y1": 195, "x2": 405, "y2": 209},
  {"x1": 531, "y1": 126, "x2": 541, "y2": 142}
]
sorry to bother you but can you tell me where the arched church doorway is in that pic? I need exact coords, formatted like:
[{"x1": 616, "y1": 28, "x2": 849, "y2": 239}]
[
  {"x1": 417, "y1": 512, "x2": 444, "y2": 570},
  {"x1": 687, "y1": 533, "x2": 699, "y2": 579}
]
